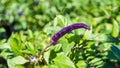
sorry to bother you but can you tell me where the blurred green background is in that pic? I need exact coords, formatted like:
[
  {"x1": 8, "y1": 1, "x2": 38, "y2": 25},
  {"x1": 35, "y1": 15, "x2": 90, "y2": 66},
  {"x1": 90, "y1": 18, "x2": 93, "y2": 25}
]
[{"x1": 0, "y1": 0, "x2": 120, "y2": 68}]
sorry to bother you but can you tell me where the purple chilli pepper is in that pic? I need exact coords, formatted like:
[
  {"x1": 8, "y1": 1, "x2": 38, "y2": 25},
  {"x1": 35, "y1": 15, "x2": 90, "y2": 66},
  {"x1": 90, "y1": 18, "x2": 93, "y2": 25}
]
[
  {"x1": 50, "y1": 23, "x2": 90, "y2": 45},
  {"x1": 37, "y1": 23, "x2": 90, "y2": 59}
]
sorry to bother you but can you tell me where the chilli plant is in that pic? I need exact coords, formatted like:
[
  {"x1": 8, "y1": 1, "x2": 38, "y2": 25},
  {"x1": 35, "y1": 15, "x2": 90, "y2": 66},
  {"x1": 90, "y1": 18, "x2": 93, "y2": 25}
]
[{"x1": 0, "y1": 17, "x2": 91, "y2": 68}]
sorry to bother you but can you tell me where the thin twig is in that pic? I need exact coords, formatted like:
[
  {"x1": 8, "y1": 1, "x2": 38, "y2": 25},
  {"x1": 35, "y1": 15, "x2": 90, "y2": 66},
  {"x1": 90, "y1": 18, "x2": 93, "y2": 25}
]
[{"x1": 37, "y1": 41, "x2": 54, "y2": 61}]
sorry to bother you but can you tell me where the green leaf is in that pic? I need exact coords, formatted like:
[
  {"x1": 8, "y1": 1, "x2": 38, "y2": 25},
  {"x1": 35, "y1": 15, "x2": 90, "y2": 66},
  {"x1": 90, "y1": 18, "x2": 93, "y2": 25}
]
[
  {"x1": 60, "y1": 38, "x2": 75, "y2": 56},
  {"x1": 67, "y1": 35, "x2": 81, "y2": 44},
  {"x1": 76, "y1": 60, "x2": 88, "y2": 68},
  {"x1": 110, "y1": 45, "x2": 120, "y2": 60},
  {"x1": 10, "y1": 56, "x2": 29, "y2": 64},
  {"x1": 44, "y1": 50, "x2": 51, "y2": 64},
  {"x1": 8, "y1": 33, "x2": 22, "y2": 55},
  {"x1": 89, "y1": 58, "x2": 102, "y2": 65},
  {"x1": 53, "y1": 53, "x2": 75, "y2": 68},
  {"x1": 83, "y1": 28, "x2": 92, "y2": 40},
  {"x1": 7, "y1": 56, "x2": 29, "y2": 68},
  {"x1": 112, "y1": 19, "x2": 119, "y2": 38},
  {"x1": 28, "y1": 29, "x2": 33, "y2": 39},
  {"x1": 0, "y1": 43, "x2": 10, "y2": 49},
  {"x1": 93, "y1": 34, "x2": 107, "y2": 42},
  {"x1": 107, "y1": 50, "x2": 118, "y2": 62},
  {"x1": 0, "y1": 39, "x2": 6, "y2": 45},
  {"x1": 61, "y1": 38, "x2": 75, "y2": 56},
  {"x1": 86, "y1": 56, "x2": 95, "y2": 61},
  {"x1": 54, "y1": 15, "x2": 68, "y2": 27},
  {"x1": 54, "y1": 44, "x2": 62, "y2": 52},
  {"x1": 0, "y1": 49, "x2": 13, "y2": 59},
  {"x1": 25, "y1": 42, "x2": 36, "y2": 55}
]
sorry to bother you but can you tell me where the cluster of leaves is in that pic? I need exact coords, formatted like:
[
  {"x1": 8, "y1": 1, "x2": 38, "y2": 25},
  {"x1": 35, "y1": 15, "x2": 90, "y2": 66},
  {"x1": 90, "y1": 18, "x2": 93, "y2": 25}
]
[{"x1": 0, "y1": 0, "x2": 120, "y2": 68}]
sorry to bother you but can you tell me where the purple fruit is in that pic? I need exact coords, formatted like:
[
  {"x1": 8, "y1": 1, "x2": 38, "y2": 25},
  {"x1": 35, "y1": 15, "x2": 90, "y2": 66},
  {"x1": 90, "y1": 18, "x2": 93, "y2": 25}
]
[
  {"x1": 50, "y1": 23, "x2": 90, "y2": 44},
  {"x1": 17, "y1": 9, "x2": 22, "y2": 16}
]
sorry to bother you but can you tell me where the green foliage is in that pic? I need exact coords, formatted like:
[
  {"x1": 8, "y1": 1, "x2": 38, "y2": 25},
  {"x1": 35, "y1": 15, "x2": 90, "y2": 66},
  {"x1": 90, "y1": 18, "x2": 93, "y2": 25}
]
[{"x1": 0, "y1": 0, "x2": 120, "y2": 68}]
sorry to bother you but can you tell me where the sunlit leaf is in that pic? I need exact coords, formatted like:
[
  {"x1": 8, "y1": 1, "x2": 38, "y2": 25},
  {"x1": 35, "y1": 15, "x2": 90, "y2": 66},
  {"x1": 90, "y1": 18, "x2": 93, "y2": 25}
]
[
  {"x1": 76, "y1": 60, "x2": 88, "y2": 68},
  {"x1": 54, "y1": 15, "x2": 68, "y2": 27},
  {"x1": 0, "y1": 43, "x2": 10, "y2": 49},
  {"x1": 7, "y1": 56, "x2": 28, "y2": 68},
  {"x1": 112, "y1": 19, "x2": 119, "y2": 38},
  {"x1": 53, "y1": 53, "x2": 75, "y2": 68}
]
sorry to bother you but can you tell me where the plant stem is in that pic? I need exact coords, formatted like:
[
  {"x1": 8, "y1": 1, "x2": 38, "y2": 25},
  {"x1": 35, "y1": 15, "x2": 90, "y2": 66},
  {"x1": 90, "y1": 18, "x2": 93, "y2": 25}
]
[{"x1": 37, "y1": 41, "x2": 54, "y2": 61}]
